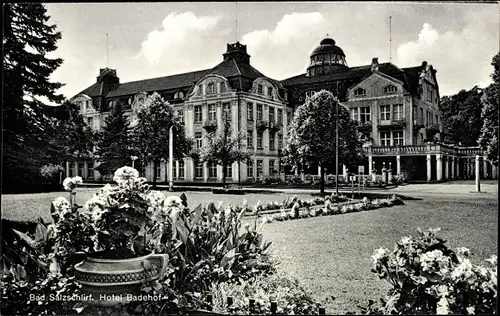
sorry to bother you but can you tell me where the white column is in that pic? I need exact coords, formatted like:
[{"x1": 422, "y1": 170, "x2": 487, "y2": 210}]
[
  {"x1": 396, "y1": 155, "x2": 401, "y2": 175},
  {"x1": 317, "y1": 165, "x2": 321, "y2": 176},
  {"x1": 493, "y1": 165, "x2": 498, "y2": 179},
  {"x1": 343, "y1": 165, "x2": 348, "y2": 178},
  {"x1": 426, "y1": 154, "x2": 432, "y2": 182},
  {"x1": 368, "y1": 155, "x2": 373, "y2": 175},
  {"x1": 483, "y1": 157, "x2": 488, "y2": 179},
  {"x1": 451, "y1": 157, "x2": 456, "y2": 179},
  {"x1": 175, "y1": 161, "x2": 179, "y2": 180},
  {"x1": 436, "y1": 154, "x2": 442, "y2": 182},
  {"x1": 74, "y1": 162, "x2": 78, "y2": 176},
  {"x1": 188, "y1": 159, "x2": 195, "y2": 181},
  {"x1": 65, "y1": 161, "x2": 70, "y2": 177},
  {"x1": 203, "y1": 162, "x2": 209, "y2": 182},
  {"x1": 83, "y1": 161, "x2": 88, "y2": 180},
  {"x1": 444, "y1": 157, "x2": 449, "y2": 180},
  {"x1": 169, "y1": 126, "x2": 173, "y2": 191},
  {"x1": 475, "y1": 155, "x2": 481, "y2": 192}
]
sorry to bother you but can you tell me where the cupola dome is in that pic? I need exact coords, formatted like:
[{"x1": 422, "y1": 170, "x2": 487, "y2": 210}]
[{"x1": 307, "y1": 37, "x2": 348, "y2": 77}]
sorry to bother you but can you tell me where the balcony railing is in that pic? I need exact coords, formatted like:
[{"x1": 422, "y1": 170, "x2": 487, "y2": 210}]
[
  {"x1": 256, "y1": 120, "x2": 269, "y2": 130},
  {"x1": 268, "y1": 121, "x2": 282, "y2": 131},
  {"x1": 203, "y1": 120, "x2": 217, "y2": 131},
  {"x1": 356, "y1": 120, "x2": 373, "y2": 130},
  {"x1": 426, "y1": 124, "x2": 441, "y2": 134},
  {"x1": 364, "y1": 144, "x2": 483, "y2": 156},
  {"x1": 377, "y1": 119, "x2": 406, "y2": 129}
]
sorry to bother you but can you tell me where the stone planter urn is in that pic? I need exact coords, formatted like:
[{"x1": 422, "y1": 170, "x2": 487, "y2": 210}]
[{"x1": 74, "y1": 251, "x2": 169, "y2": 307}]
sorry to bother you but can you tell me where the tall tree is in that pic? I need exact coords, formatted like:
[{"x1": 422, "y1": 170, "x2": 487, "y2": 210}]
[
  {"x1": 94, "y1": 101, "x2": 132, "y2": 177},
  {"x1": 440, "y1": 86, "x2": 484, "y2": 146},
  {"x1": 3, "y1": 3, "x2": 65, "y2": 192},
  {"x1": 199, "y1": 108, "x2": 251, "y2": 187},
  {"x1": 131, "y1": 92, "x2": 193, "y2": 188},
  {"x1": 281, "y1": 90, "x2": 363, "y2": 194},
  {"x1": 478, "y1": 52, "x2": 499, "y2": 166}
]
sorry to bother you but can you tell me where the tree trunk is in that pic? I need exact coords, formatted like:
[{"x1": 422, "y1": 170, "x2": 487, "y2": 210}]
[
  {"x1": 152, "y1": 160, "x2": 157, "y2": 189},
  {"x1": 222, "y1": 164, "x2": 227, "y2": 188},
  {"x1": 320, "y1": 163, "x2": 325, "y2": 195}
]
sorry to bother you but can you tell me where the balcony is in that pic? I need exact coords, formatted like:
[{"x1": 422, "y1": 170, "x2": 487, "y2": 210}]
[
  {"x1": 413, "y1": 118, "x2": 425, "y2": 130},
  {"x1": 378, "y1": 119, "x2": 406, "y2": 129},
  {"x1": 426, "y1": 124, "x2": 441, "y2": 134},
  {"x1": 203, "y1": 120, "x2": 217, "y2": 132},
  {"x1": 268, "y1": 121, "x2": 282, "y2": 132},
  {"x1": 256, "y1": 120, "x2": 269, "y2": 131},
  {"x1": 356, "y1": 121, "x2": 372, "y2": 131}
]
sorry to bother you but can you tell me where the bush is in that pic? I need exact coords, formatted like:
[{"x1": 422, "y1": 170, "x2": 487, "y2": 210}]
[{"x1": 356, "y1": 228, "x2": 497, "y2": 315}]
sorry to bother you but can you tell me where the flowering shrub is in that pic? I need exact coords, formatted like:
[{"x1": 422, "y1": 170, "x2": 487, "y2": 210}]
[{"x1": 358, "y1": 228, "x2": 497, "y2": 315}]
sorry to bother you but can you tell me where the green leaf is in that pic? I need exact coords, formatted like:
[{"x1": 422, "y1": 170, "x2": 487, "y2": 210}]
[
  {"x1": 220, "y1": 248, "x2": 239, "y2": 270},
  {"x1": 176, "y1": 219, "x2": 189, "y2": 244},
  {"x1": 12, "y1": 229, "x2": 37, "y2": 249},
  {"x1": 190, "y1": 203, "x2": 204, "y2": 227}
]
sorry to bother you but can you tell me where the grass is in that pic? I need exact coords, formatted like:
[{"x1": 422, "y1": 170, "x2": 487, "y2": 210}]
[
  {"x1": 1, "y1": 187, "x2": 314, "y2": 223},
  {"x1": 261, "y1": 196, "x2": 498, "y2": 314}
]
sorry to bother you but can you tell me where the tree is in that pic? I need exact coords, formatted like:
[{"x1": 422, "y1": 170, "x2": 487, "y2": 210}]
[
  {"x1": 440, "y1": 86, "x2": 484, "y2": 146},
  {"x1": 3, "y1": 3, "x2": 65, "y2": 192},
  {"x1": 131, "y1": 92, "x2": 193, "y2": 188},
  {"x1": 281, "y1": 90, "x2": 363, "y2": 194},
  {"x1": 478, "y1": 52, "x2": 499, "y2": 166},
  {"x1": 94, "y1": 101, "x2": 132, "y2": 177},
  {"x1": 199, "y1": 108, "x2": 251, "y2": 187}
]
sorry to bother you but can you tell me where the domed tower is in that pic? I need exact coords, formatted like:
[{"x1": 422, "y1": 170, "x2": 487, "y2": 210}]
[{"x1": 306, "y1": 38, "x2": 348, "y2": 76}]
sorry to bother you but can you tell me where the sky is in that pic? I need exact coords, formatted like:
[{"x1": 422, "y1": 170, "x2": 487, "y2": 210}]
[{"x1": 44, "y1": 2, "x2": 499, "y2": 102}]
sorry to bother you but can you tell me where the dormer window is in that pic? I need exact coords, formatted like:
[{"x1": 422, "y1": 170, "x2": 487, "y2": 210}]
[
  {"x1": 354, "y1": 88, "x2": 366, "y2": 97},
  {"x1": 305, "y1": 90, "x2": 316, "y2": 99},
  {"x1": 268, "y1": 87, "x2": 273, "y2": 97},
  {"x1": 174, "y1": 91, "x2": 185, "y2": 99},
  {"x1": 257, "y1": 84, "x2": 263, "y2": 94},
  {"x1": 220, "y1": 82, "x2": 226, "y2": 93},
  {"x1": 384, "y1": 85, "x2": 397, "y2": 94},
  {"x1": 207, "y1": 82, "x2": 216, "y2": 94},
  {"x1": 197, "y1": 85, "x2": 203, "y2": 96}
]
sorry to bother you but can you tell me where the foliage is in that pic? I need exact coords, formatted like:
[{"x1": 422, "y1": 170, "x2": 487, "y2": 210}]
[
  {"x1": 94, "y1": 101, "x2": 133, "y2": 176},
  {"x1": 356, "y1": 228, "x2": 497, "y2": 315},
  {"x1": 440, "y1": 86, "x2": 484, "y2": 146},
  {"x1": 199, "y1": 108, "x2": 251, "y2": 187},
  {"x1": 282, "y1": 90, "x2": 363, "y2": 194},
  {"x1": 209, "y1": 273, "x2": 330, "y2": 315},
  {"x1": 3, "y1": 3, "x2": 65, "y2": 193},
  {"x1": 131, "y1": 92, "x2": 193, "y2": 187},
  {"x1": 478, "y1": 52, "x2": 499, "y2": 166}
]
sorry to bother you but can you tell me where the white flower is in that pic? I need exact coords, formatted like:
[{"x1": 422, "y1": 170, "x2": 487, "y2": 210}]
[
  {"x1": 456, "y1": 247, "x2": 470, "y2": 257},
  {"x1": 74, "y1": 176, "x2": 83, "y2": 185},
  {"x1": 52, "y1": 196, "x2": 71, "y2": 211},
  {"x1": 147, "y1": 190, "x2": 166, "y2": 207},
  {"x1": 451, "y1": 258, "x2": 474, "y2": 281},
  {"x1": 164, "y1": 196, "x2": 183, "y2": 208},
  {"x1": 62, "y1": 177, "x2": 82, "y2": 192},
  {"x1": 400, "y1": 236, "x2": 412, "y2": 246},
  {"x1": 485, "y1": 254, "x2": 497, "y2": 266},
  {"x1": 84, "y1": 194, "x2": 106, "y2": 212},
  {"x1": 371, "y1": 248, "x2": 389, "y2": 265},
  {"x1": 420, "y1": 250, "x2": 447, "y2": 272},
  {"x1": 113, "y1": 166, "x2": 139, "y2": 183}
]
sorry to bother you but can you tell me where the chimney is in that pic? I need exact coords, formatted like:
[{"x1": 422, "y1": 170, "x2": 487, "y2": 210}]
[
  {"x1": 421, "y1": 61, "x2": 428, "y2": 71},
  {"x1": 371, "y1": 58, "x2": 379, "y2": 72}
]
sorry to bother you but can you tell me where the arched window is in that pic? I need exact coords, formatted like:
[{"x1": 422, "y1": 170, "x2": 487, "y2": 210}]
[
  {"x1": 174, "y1": 91, "x2": 185, "y2": 99},
  {"x1": 207, "y1": 82, "x2": 215, "y2": 94},
  {"x1": 305, "y1": 90, "x2": 316, "y2": 99},
  {"x1": 220, "y1": 82, "x2": 226, "y2": 93},
  {"x1": 354, "y1": 88, "x2": 366, "y2": 97}
]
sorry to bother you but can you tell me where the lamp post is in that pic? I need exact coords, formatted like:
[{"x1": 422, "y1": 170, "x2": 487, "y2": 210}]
[
  {"x1": 131, "y1": 156, "x2": 138, "y2": 169},
  {"x1": 169, "y1": 125, "x2": 174, "y2": 192},
  {"x1": 335, "y1": 97, "x2": 339, "y2": 195}
]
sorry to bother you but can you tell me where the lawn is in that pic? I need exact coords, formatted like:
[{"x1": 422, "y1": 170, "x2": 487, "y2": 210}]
[
  {"x1": 1, "y1": 188, "x2": 313, "y2": 223},
  {"x1": 261, "y1": 196, "x2": 498, "y2": 314}
]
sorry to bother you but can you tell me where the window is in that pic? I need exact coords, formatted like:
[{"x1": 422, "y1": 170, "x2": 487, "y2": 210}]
[
  {"x1": 360, "y1": 107, "x2": 371, "y2": 123},
  {"x1": 278, "y1": 134, "x2": 283, "y2": 149},
  {"x1": 177, "y1": 109, "x2": 184, "y2": 125},
  {"x1": 284, "y1": 92, "x2": 288, "y2": 101},
  {"x1": 380, "y1": 105, "x2": 390, "y2": 120},
  {"x1": 305, "y1": 90, "x2": 316, "y2": 99},
  {"x1": 256, "y1": 160, "x2": 263, "y2": 177},
  {"x1": 155, "y1": 162, "x2": 161, "y2": 179},
  {"x1": 420, "y1": 108, "x2": 424, "y2": 120},
  {"x1": 195, "y1": 132, "x2": 203, "y2": 149},
  {"x1": 226, "y1": 164, "x2": 232, "y2": 178},
  {"x1": 277, "y1": 109, "x2": 283, "y2": 125},
  {"x1": 268, "y1": 87, "x2": 273, "y2": 97},
  {"x1": 257, "y1": 131, "x2": 263, "y2": 149},
  {"x1": 194, "y1": 106, "x2": 202, "y2": 122},
  {"x1": 350, "y1": 108, "x2": 359, "y2": 121},
  {"x1": 87, "y1": 117, "x2": 93, "y2": 127},
  {"x1": 207, "y1": 82, "x2": 215, "y2": 94},
  {"x1": 247, "y1": 103, "x2": 254, "y2": 121},
  {"x1": 287, "y1": 110, "x2": 292, "y2": 125},
  {"x1": 172, "y1": 162, "x2": 177, "y2": 179},
  {"x1": 223, "y1": 103, "x2": 231, "y2": 120},
  {"x1": 174, "y1": 91, "x2": 185, "y2": 99},
  {"x1": 208, "y1": 104, "x2": 216, "y2": 121},
  {"x1": 247, "y1": 161, "x2": 254, "y2": 178},
  {"x1": 68, "y1": 163, "x2": 75, "y2": 177},
  {"x1": 208, "y1": 161, "x2": 217, "y2": 178},
  {"x1": 393, "y1": 131, "x2": 404, "y2": 146},
  {"x1": 78, "y1": 162, "x2": 85, "y2": 177},
  {"x1": 427, "y1": 88, "x2": 433, "y2": 102},
  {"x1": 384, "y1": 85, "x2": 397, "y2": 94},
  {"x1": 87, "y1": 161, "x2": 94, "y2": 179},
  {"x1": 128, "y1": 97, "x2": 132, "y2": 105},
  {"x1": 257, "y1": 104, "x2": 263, "y2": 120},
  {"x1": 247, "y1": 130, "x2": 253, "y2": 148},
  {"x1": 258, "y1": 84, "x2": 263, "y2": 94},
  {"x1": 392, "y1": 104, "x2": 403, "y2": 120},
  {"x1": 361, "y1": 132, "x2": 371, "y2": 141},
  {"x1": 380, "y1": 132, "x2": 391, "y2": 146},
  {"x1": 178, "y1": 160, "x2": 185, "y2": 179},
  {"x1": 269, "y1": 160, "x2": 275, "y2": 175},
  {"x1": 435, "y1": 114, "x2": 438, "y2": 125},
  {"x1": 195, "y1": 161, "x2": 203, "y2": 178},
  {"x1": 197, "y1": 85, "x2": 203, "y2": 96},
  {"x1": 220, "y1": 82, "x2": 226, "y2": 93},
  {"x1": 354, "y1": 88, "x2": 366, "y2": 96},
  {"x1": 269, "y1": 107, "x2": 275, "y2": 123},
  {"x1": 269, "y1": 132, "x2": 276, "y2": 150}
]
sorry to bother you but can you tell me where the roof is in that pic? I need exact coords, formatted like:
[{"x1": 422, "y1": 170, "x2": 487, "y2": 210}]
[
  {"x1": 280, "y1": 62, "x2": 420, "y2": 94},
  {"x1": 311, "y1": 38, "x2": 345, "y2": 57}
]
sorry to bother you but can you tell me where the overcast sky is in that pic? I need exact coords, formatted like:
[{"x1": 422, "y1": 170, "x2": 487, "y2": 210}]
[{"x1": 45, "y1": 2, "x2": 499, "y2": 101}]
